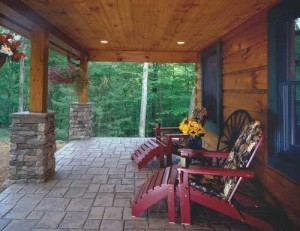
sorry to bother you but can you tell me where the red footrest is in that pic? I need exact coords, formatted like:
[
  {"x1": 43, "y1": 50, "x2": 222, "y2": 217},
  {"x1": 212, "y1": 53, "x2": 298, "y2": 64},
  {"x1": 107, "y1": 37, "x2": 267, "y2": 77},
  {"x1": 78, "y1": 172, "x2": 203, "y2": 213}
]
[
  {"x1": 131, "y1": 139, "x2": 164, "y2": 169},
  {"x1": 131, "y1": 165, "x2": 178, "y2": 222}
]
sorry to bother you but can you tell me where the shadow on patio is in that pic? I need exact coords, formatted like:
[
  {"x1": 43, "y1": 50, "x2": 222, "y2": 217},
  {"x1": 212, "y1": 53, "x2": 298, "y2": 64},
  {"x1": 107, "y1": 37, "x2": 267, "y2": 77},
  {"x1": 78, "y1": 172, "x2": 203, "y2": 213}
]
[{"x1": 0, "y1": 138, "x2": 285, "y2": 230}]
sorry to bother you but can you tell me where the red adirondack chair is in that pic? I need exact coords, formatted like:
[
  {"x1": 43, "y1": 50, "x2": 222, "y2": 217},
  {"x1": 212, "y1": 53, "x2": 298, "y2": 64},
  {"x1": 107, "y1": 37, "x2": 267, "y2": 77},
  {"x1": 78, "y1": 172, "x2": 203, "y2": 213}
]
[
  {"x1": 158, "y1": 107, "x2": 208, "y2": 166},
  {"x1": 177, "y1": 121, "x2": 275, "y2": 230},
  {"x1": 131, "y1": 107, "x2": 207, "y2": 168},
  {"x1": 132, "y1": 121, "x2": 275, "y2": 230},
  {"x1": 179, "y1": 109, "x2": 252, "y2": 167},
  {"x1": 132, "y1": 108, "x2": 251, "y2": 169}
]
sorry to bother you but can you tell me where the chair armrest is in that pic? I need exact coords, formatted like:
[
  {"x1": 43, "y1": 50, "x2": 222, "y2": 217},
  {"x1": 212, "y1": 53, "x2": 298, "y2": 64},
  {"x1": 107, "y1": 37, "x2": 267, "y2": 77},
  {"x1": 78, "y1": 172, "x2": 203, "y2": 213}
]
[
  {"x1": 159, "y1": 127, "x2": 180, "y2": 132},
  {"x1": 165, "y1": 134, "x2": 190, "y2": 139},
  {"x1": 154, "y1": 126, "x2": 180, "y2": 138},
  {"x1": 178, "y1": 149, "x2": 229, "y2": 159},
  {"x1": 177, "y1": 166, "x2": 255, "y2": 178}
]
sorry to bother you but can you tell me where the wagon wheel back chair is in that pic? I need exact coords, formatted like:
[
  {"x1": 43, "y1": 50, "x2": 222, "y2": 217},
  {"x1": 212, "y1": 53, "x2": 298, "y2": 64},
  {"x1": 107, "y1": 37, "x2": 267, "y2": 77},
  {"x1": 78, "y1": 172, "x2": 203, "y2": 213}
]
[
  {"x1": 131, "y1": 108, "x2": 252, "y2": 169},
  {"x1": 168, "y1": 109, "x2": 252, "y2": 167}
]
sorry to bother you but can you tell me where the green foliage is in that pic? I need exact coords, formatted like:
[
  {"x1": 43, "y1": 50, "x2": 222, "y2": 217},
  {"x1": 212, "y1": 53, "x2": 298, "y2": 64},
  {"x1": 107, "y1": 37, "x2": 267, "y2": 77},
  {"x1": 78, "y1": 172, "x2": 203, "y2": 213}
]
[
  {"x1": 0, "y1": 27, "x2": 30, "y2": 128},
  {"x1": 89, "y1": 62, "x2": 194, "y2": 137},
  {"x1": 0, "y1": 27, "x2": 194, "y2": 140},
  {"x1": 48, "y1": 50, "x2": 77, "y2": 140}
]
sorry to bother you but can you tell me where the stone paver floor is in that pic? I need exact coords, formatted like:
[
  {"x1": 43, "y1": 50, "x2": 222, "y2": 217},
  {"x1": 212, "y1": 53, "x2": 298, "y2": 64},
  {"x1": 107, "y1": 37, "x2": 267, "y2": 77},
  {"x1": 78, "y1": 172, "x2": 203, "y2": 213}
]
[{"x1": 0, "y1": 138, "x2": 258, "y2": 231}]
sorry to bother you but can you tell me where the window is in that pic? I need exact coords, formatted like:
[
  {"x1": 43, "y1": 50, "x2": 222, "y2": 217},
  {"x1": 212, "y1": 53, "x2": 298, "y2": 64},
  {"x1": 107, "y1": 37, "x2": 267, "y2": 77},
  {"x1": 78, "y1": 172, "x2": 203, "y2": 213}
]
[
  {"x1": 293, "y1": 20, "x2": 300, "y2": 149},
  {"x1": 201, "y1": 42, "x2": 222, "y2": 134},
  {"x1": 268, "y1": 2, "x2": 300, "y2": 182},
  {"x1": 278, "y1": 19, "x2": 300, "y2": 157}
]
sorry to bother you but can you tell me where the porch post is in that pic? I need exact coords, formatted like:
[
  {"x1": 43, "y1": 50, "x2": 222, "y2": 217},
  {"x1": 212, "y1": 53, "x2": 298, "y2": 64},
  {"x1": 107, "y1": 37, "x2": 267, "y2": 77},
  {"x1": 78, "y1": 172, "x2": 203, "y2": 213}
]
[
  {"x1": 78, "y1": 53, "x2": 88, "y2": 103},
  {"x1": 29, "y1": 28, "x2": 49, "y2": 112},
  {"x1": 9, "y1": 28, "x2": 56, "y2": 183},
  {"x1": 69, "y1": 53, "x2": 93, "y2": 140}
]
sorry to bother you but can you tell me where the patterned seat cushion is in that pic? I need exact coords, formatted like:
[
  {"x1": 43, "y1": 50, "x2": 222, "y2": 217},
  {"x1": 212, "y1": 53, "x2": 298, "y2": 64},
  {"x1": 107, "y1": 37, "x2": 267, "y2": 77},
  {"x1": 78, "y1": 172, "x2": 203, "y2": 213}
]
[
  {"x1": 189, "y1": 121, "x2": 263, "y2": 200},
  {"x1": 189, "y1": 174, "x2": 224, "y2": 198}
]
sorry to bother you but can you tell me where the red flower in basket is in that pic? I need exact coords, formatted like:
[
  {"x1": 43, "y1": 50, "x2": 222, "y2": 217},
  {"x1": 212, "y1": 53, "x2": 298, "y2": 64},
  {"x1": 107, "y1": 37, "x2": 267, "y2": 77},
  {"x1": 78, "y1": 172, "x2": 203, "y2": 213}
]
[
  {"x1": 12, "y1": 52, "x2": 25, "y2": 60},
  {"x1": 48, "y1": 63, "x2": 87, "y2": 95},
  {"x1": 0, "y1": 34, "x2": 25, "y2": 64}
]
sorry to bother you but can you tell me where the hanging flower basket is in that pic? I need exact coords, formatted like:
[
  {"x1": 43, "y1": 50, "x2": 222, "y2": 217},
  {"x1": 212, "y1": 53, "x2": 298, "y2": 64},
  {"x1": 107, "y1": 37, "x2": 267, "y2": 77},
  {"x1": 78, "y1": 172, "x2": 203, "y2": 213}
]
[
  {"x1": 48, "y1": 63, "x2": 87, "y2": 95},
  {"x1": 0, "y1": 34, "x2": 25, "y2": 68}
]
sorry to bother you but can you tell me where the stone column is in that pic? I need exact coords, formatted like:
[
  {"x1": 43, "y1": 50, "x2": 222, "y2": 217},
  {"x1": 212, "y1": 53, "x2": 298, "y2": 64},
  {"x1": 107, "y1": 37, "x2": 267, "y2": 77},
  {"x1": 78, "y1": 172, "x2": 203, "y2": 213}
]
[
  {"x1": 9, "y1": 112, "x2": 56, "y2": 183},
  {"x1": 194, "y1": 61, "x2": 202, "y2": 108},
  {"x1": 69, "y1": 103, "x2": 92, "y2": 140}
]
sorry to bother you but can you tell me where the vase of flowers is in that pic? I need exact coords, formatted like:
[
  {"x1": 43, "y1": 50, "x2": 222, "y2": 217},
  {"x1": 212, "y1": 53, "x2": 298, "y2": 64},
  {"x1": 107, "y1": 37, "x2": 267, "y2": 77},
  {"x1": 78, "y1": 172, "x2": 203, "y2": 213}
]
[
  {"x1": 179, "y1": 117, "x2": 205, "y2": 149},
  {"x1": 187, "y1": 136, "x2": 202, "y2": 149},
  {"x1": 0, "y1": 34, "x2": 25, "y2": 68}
]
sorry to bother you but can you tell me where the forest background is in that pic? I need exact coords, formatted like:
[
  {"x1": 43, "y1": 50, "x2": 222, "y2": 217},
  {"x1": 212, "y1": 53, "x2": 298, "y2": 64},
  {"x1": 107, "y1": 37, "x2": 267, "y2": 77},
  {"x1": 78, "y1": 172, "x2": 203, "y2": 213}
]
[{"x1": 0, "y1": 27, "x2": 194, "y2": 141}]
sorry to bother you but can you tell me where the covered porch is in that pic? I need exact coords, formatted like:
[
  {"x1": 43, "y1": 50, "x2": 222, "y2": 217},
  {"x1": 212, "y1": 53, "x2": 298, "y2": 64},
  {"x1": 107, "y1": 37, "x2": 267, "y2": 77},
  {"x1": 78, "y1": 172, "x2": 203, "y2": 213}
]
[
  {"x1": 0, "y1": 137, "x2": 267, "y2": 230},
  {"x1": 0, "y1": 0, "x2": 299, "y2": 229}
]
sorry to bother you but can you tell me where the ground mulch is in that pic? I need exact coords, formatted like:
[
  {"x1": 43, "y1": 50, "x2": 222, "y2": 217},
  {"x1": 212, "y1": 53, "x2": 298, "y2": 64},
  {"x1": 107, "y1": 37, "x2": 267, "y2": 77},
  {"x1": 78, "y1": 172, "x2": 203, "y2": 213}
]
[{"x1": 0, "y1": 140, "x2": 65, "y2": 191}]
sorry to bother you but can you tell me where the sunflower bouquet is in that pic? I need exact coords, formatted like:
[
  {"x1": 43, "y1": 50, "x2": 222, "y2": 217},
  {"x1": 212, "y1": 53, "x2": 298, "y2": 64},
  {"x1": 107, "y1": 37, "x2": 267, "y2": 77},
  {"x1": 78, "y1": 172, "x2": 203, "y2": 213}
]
[{"x1": 179, "y1": 117, "x2": 205, "y2": 139}]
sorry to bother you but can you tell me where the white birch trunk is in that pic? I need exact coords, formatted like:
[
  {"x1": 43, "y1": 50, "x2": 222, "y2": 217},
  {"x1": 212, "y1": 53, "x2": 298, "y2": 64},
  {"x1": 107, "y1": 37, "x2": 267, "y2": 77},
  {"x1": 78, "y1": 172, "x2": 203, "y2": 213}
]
[
  {"x1": 18, "y1": 41, "x2": 26, "y2": 112},
  {"x1": 139, "y1": 62, "x2": 148, "y2": 137}
]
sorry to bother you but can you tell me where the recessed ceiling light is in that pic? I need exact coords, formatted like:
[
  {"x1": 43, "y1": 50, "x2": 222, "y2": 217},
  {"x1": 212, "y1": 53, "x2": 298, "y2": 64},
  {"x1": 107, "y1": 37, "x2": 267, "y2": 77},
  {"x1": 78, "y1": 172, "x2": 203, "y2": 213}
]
[
  {"x1": 100, "y1": 40, "x2": 108, "y2": 44},
  {"x1": 177, "y1": 41, "x2": 185, "y2": 45}
]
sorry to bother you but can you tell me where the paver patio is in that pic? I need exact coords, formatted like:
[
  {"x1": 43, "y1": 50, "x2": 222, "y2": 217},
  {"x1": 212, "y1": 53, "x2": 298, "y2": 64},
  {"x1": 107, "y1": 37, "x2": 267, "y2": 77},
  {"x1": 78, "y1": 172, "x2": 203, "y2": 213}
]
[{"x1": 0, "y1": 138, "x2": 257, "y2": 231}]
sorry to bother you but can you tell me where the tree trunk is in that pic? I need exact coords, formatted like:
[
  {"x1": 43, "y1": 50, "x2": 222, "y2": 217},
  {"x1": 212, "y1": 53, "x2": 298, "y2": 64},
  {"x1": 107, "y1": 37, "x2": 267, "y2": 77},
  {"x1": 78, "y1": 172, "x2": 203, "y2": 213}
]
[
  {"x1": 151, "y1": 63, "x2": 158, "y2": 122},
  {"x1": 139, "y1": 62, "x2": 148, "y2": 137},
  {"x1": 159, "y1": 67, "x2": 163, "y2": 124},
  {"x1": 18, "y1": 40, "x2": 27, "y2": 112}
]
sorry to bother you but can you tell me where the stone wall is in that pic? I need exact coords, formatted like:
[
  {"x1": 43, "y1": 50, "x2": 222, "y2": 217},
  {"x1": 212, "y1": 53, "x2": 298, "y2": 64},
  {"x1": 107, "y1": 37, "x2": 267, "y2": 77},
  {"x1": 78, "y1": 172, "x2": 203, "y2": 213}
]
[
  {"x1": 69, "y1": 103, "x2": 92, "y2": 140},
  {"x1": 9, "y1": 112, "x2": 56, "y2": 183},
  {"x1": 194, "y1": 62, "x2": 201, "y2": 108}
]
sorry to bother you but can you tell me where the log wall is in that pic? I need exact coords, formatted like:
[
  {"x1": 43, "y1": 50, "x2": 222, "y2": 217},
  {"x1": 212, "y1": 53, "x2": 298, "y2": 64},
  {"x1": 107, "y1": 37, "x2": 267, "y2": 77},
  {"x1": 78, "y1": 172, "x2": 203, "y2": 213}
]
[
  {"x1": 200, "y1": 9, "x2": 300, "y2": 227},
  {"x1": 222, "y1": 10, "x2": 268, "y2": 127}
]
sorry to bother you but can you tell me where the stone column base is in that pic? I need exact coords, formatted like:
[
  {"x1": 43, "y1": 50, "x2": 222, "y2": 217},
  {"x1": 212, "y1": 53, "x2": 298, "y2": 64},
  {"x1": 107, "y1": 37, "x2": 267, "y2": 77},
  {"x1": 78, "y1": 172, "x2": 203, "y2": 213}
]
[
  {"x1": 69, "y1": 103, "x2": 93, "y2": 140},
  {"x1": 9, "y1": 112, "x2": 56, "y2": 183}
]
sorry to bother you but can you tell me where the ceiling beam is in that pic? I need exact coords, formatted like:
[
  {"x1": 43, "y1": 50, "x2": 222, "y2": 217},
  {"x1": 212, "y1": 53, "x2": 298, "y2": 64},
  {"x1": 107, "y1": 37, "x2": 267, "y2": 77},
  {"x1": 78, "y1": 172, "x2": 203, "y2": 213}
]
[
  {"x1": 0, "y1": 12, "x2": 31, "y2": 38},
  {"x1": 88, "y1": 51, "x2": 198, "y2": 63},
  {"x1": 0, "y1": 12, "x2": 80, "y2": 57},
  {"x1": 0, "y1": 0, "x2": 84, "y2": 55}
]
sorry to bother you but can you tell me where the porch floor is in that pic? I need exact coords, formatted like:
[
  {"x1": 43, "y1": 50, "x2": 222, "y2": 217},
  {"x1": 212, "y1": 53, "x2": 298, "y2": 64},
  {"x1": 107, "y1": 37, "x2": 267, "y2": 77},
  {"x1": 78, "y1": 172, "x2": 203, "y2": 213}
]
[{"x1": 0, "y1": 137, "x2": 265, "y2": 231}]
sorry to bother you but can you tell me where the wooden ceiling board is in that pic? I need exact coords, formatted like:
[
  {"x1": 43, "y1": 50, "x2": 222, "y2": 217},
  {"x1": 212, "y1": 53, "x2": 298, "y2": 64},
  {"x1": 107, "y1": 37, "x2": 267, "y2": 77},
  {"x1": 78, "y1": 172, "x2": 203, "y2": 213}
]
[
  {"x1": 0, "y1": 0, "x2": 279, "y2": 62},
  {"x1": 98, "y1": 0, "x2": 132, "y2": 50}
]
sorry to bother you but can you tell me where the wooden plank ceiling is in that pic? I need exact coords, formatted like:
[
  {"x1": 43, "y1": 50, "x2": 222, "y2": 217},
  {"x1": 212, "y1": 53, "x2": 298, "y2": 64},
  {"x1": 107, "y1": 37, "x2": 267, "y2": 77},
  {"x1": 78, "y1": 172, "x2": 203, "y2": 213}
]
[{"x1": 0, "y1": 0, "x2": 278, "y2": 62}]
